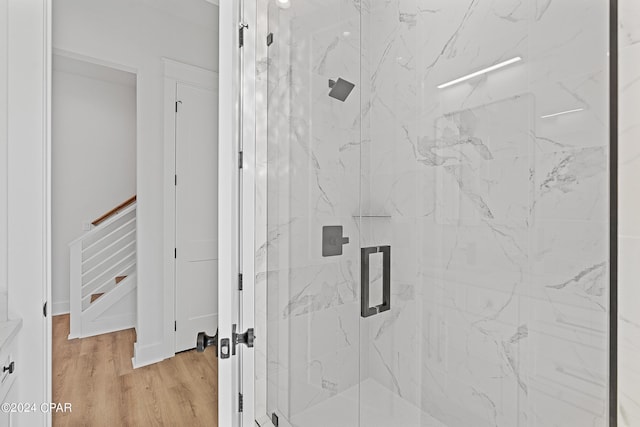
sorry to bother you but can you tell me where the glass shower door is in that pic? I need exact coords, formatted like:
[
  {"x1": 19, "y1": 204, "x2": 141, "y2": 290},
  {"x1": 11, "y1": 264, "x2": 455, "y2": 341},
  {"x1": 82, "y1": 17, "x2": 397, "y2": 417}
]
[
  {"x1": 263, "y1": 0, "x2": 611, "y2": 426},
  {"x1": 264, "y1": 1, "x2": 363, "y2": 426}
]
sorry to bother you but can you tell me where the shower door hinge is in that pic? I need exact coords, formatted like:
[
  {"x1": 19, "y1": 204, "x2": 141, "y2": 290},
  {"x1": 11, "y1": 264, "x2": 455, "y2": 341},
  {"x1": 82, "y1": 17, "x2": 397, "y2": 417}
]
[
  {"x1": 238, "y1": 393, "x2": 243, "y2": 412},
  {"x1": 239, "y1": 23, "x2": 248, "y2": 48},
  {"x1": 267, "y1": 33, "x2": 273, "y2": 46},
  {"x1": 239, "y1": 151, "x2": 243, "y2": 169},
  {"x1": 174, "y1": 321, "x2": 177, "y2": 331},
  {"x1": 238, "y1": 273, "x2": 243, "y2": 290},
  {"x1": 43, "y1": 302, "x2": 47, "y2": 317}
]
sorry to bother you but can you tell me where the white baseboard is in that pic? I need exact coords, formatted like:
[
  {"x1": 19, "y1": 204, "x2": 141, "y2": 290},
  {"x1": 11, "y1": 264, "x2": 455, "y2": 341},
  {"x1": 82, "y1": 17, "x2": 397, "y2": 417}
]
[
  {"x1": 132, "y1": 341, "x2": 168, "y2": 369},
  {"x1": 52, "y1": 301, "x2": 70, "y2": 315},
  {"x1": 80, "y1": 313, "x2": 136, "y2": 338}
]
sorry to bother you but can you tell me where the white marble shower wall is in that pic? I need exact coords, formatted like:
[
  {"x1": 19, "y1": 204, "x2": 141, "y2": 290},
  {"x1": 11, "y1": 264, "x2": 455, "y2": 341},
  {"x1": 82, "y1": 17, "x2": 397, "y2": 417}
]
[
  {"x1": 258, "y1": 0, "x2": 612, "y2": 425},
  {"x1": 360, "y1": 0, "x2": 610, "y2": 426},
  {"x1": 619, "y1": 0, "x2": 640, "y2": 425},
  {"x1": 263, "y1": 0, "x2": 364, "y2": 421}
]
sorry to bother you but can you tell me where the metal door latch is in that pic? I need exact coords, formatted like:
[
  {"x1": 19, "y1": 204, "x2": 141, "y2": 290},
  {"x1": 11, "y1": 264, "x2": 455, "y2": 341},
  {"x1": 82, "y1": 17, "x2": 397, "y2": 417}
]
[{"x1": 198, "y1": 326, "x2": 254, "y2": 359}]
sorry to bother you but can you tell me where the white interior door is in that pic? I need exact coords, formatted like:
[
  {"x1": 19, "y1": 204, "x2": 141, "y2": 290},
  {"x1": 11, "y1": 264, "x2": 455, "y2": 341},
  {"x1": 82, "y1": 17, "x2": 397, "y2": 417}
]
[{"x1": 175, "y1": 81, "x2": 219, "y2": 353}]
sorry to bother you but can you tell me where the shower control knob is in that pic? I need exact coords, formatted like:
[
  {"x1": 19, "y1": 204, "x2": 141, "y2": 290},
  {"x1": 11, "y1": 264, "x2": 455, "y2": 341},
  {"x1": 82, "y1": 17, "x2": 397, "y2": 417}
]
[{"x1": 197, "y1": 329, "x2": 218, "y2": 353}]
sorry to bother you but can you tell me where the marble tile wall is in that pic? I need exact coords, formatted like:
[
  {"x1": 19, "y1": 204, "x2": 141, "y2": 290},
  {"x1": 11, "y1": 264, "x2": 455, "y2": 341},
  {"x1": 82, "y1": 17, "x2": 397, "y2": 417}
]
[
  {"x1": 255, "y1": 0, "x2": 613, "y2": 426},
  {"x1": 360, "y1": 1, "x2": 610, "y2": 426},
  {"x1": 619, "y1": 0, "x2": 640, "y2": 425}
]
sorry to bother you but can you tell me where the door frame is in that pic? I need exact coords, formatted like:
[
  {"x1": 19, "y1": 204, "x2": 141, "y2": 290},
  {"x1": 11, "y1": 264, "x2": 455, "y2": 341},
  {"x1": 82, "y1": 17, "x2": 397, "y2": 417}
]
[
  {"x1": 240, "y1": 0, "x2": 257, "y2": 424},
  {"x1": 6, "y1": 0, "x2": 53, "y2": 425},
  {"x1": 218, "y1": 0, "x2": 240, "y2": 425},
  {"x1": 162, "y1": 58, "x2": 218, "y2": 356},
  {"x1": 217, "y1": 0, "x2": 258, "y2": 425}
]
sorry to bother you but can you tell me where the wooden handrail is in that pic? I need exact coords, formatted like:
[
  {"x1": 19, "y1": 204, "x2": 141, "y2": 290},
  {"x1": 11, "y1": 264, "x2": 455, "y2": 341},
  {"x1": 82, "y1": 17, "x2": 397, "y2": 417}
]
[{"x1": 91, "y1": 195, "x2": 137, "y2": 226}]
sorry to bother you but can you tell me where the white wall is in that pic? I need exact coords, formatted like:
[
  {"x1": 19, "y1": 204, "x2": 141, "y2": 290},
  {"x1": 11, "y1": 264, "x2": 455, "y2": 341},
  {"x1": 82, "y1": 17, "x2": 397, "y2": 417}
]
[
  {"x1": 53, "y1": 0, "x2": 218, "y2": 366},
  {"x1": 619, "y1": 1, "x2": 640, "y2": 425},
  {"x1": 0, "y1": 0, "x2": 8, "y2": 323},
  {"x1": 51, "y1": 55, "x2": 136, "y2": 315}
]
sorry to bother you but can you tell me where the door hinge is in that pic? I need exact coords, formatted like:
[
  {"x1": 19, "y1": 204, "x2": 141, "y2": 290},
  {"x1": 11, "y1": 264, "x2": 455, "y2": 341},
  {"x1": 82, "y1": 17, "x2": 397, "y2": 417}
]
[
  {"x1": 239, "y1": 151, "x2": 243, "y2": 169},
  {"x1": 174, "y1": 321, "x2": 177, "y2": 331},
  {"x1": 272, "y1": 413, "x2": 279, "y2": 427},
  {"x1": 238, "y1": 273, "x2": 243, "y2": 290},
  {"x1": 267, "y1": 32, "x2": 274, "y2": 46},
  {"x1": 175, "y1": 174, "x2": 177, "y2": 186},
  {"x1": 43, "y1": 302, "x2": 47, "y2": 317},
  {"x1": 239, "y1": 23, "x2": 248, "y2": 48},
  {"x1": 174, "y1": 248, "x2": 177, "y2": 259},
  {"x1": 238, "y1": 393, "x2": 244, "y2": 412}
]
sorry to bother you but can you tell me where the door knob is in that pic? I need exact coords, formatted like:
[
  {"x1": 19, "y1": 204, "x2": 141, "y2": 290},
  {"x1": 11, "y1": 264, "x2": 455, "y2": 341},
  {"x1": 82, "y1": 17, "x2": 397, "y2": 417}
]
[
  {"x1": 232, "y1": 324, "x2": 255, "y2": 355},
  {"x1": 197, "y1": 329, "x2": 218, "y2": 353}
]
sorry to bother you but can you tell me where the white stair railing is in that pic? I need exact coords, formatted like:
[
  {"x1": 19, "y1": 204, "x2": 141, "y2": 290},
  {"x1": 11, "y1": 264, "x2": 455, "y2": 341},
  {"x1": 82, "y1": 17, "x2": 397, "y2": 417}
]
[{"x1": 69, "y1": 200, "x2": 137, "y2": 339}]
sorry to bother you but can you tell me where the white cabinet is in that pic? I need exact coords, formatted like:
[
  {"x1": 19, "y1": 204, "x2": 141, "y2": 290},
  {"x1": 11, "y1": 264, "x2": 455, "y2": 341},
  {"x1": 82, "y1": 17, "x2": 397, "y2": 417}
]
[
  {"x1": 0, "y1": 380, "x2": 17, "y2": 427},
  {"x1": 0, "y1": 320, "x2": 21, "y2": 427}
]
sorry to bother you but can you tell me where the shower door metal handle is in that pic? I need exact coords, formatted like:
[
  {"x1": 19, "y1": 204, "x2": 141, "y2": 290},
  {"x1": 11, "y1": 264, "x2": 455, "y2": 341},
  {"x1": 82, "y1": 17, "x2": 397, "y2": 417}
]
[{"x1": 361, "y1": 245, "x2": 391, "y2": 318}]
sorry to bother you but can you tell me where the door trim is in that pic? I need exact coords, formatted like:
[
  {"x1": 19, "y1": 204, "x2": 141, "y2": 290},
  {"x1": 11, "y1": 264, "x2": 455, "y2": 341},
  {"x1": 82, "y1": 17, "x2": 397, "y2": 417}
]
[
  {"x1": 7, "y1": 0, "x2": 53, "y2": 424},
  {"x1": 46, "y1": 0, "x2": 53, "y2": 424},
  {"x1": 239, "y1": 0, "x2": 257, "y2": 424},
  {"x1": 162, "y1": 58, "x2": 218, "y2": 357},
  {"x1": 609, "y1": 0, "x2": 619, "y2": 424},
  {"x1": 217, "y1": 0, "x2": 243, "y2": 425}
]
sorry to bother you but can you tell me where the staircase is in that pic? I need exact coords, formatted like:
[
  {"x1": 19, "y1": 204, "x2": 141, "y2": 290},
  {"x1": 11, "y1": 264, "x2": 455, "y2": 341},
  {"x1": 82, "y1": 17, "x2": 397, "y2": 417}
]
[{"x1": 68, "y1": 196, "x2": 137, "y2": 339}]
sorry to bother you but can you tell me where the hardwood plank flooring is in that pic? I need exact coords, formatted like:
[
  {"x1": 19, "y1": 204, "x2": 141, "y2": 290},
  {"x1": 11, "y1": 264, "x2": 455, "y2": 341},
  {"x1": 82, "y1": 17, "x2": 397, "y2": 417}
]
[{"x1": 52, "y1": 314, "x2": 218, "y2": 427}]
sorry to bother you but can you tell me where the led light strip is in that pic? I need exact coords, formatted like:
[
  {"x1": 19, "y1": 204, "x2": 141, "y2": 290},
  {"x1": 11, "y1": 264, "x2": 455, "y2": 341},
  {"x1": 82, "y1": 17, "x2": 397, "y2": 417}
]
[
  {"x1": 437, "y1": 57, "x2": 522, "y2": 89},
  {"x1": 540, "y1": 108, "x2": 585, "y2": 119}
]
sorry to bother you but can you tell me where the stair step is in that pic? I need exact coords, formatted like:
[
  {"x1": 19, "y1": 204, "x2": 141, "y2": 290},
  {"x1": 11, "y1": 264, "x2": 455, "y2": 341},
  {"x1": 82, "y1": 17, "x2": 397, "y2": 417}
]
[
  {"x1": 90, "y1": 293, "x2": 104, "y2": 303},
  {"x1": 88, "y1": 276, "x2": 128, "y2": 305}
]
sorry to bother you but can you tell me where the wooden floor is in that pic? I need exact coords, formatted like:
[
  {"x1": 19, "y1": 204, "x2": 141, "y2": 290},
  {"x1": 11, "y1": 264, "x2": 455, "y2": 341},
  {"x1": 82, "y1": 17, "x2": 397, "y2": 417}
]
[{"x1": 52, "y1": 315, "x2": 218, "y2": 426}]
